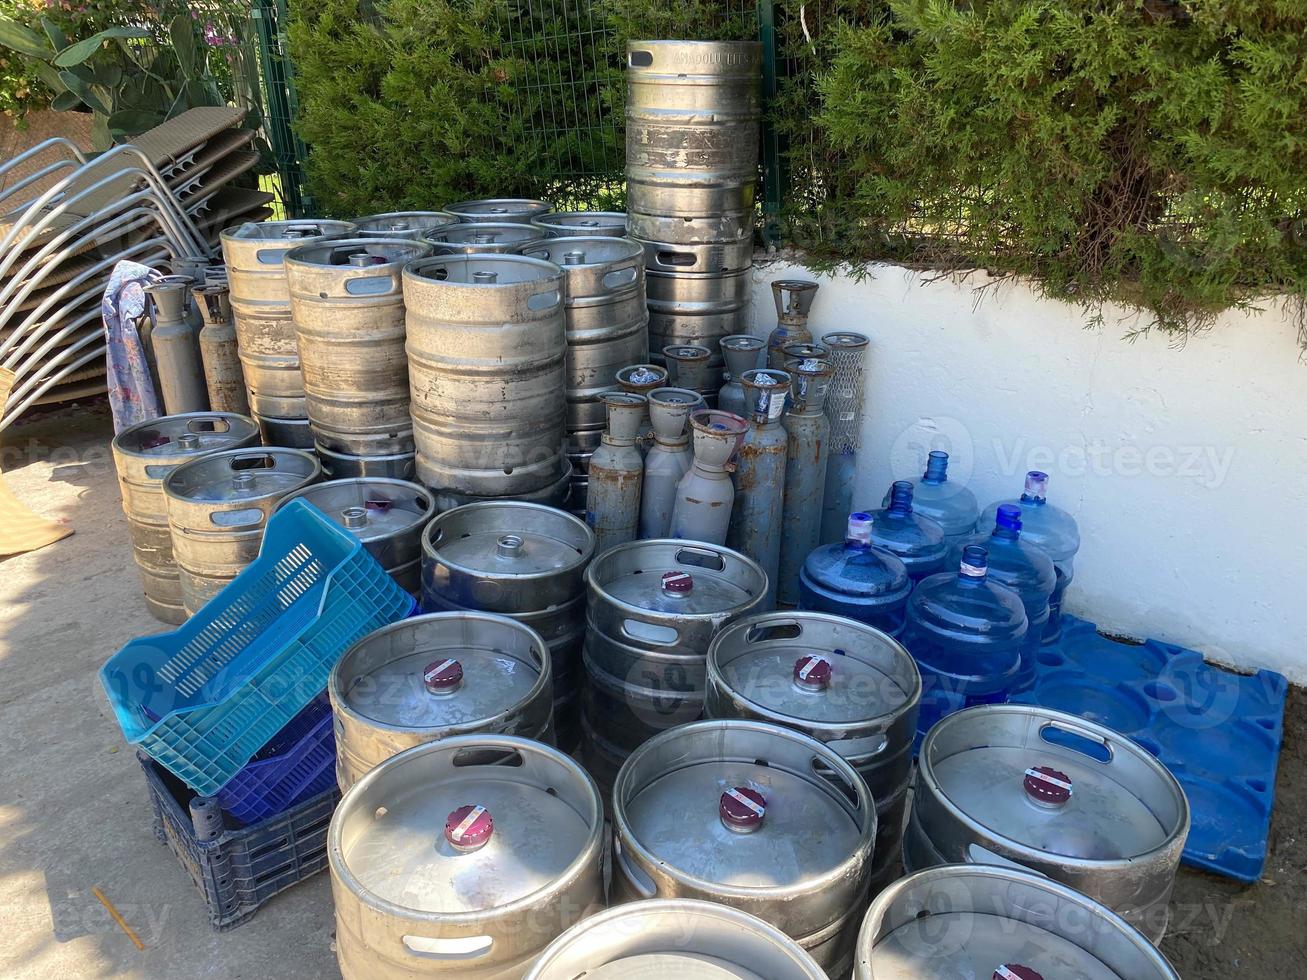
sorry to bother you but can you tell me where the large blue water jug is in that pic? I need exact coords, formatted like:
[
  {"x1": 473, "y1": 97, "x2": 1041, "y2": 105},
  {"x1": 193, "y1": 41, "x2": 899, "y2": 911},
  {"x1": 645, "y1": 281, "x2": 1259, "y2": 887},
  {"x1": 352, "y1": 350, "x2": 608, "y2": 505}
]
[
  {"x1": 882, "y1": 450, "x2": 978, "y2": 548},
  {"x1": 866, "y1": 481, "x2": 948, "y2": 583},
  {"x1": 799, "y1": 512, "x2": 913, "y2": 635},
  {"x1": 957, "y1": 504, "x2": 1055, "y2": 692},
  {"x1": 901, "y1": 544, "x2": 1028, "y2": 736},
  {"x1": 979, "y1": 470, "x2": 1080, "y2": 643}
]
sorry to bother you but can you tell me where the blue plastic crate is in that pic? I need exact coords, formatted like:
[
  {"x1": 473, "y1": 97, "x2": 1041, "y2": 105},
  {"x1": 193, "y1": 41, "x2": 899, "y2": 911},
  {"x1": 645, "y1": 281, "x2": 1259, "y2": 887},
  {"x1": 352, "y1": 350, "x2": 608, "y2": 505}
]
[
  {"x1": 215, "y1": 693, "x2": 335, "y2": 824},
  {"x1": 101, "y1": 500, "x2": 414, "y2": 797},
  {"x1": 1012, "y1": 615, "x2": 1287, "y2": 883}
]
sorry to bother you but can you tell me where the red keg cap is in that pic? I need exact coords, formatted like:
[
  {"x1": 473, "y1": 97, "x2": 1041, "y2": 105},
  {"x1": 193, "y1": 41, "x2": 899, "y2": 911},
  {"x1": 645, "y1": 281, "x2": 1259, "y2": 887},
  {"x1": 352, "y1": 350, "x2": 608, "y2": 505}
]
[
  {"x1": 661, "y1": 571, "x2": 693, "y2": 595},
  {"x1": 1023, "y1": 765, "x2": 1072, "y2": 807},
  {"x1": 444, "y1": 804, "x2": 493, "y2": 851},
  {"x1": 793, "y1": 655, "x2": 832, "y2": 691},
  {"x1": 719, "y1": 786, "x2": 766, "y2": 833},
  {"x1": 994, "y1": 965, "x2": 1044, "y2": 980},
  {"x1": 423, "y1": 658, "x2": 464, "y2": 694}
]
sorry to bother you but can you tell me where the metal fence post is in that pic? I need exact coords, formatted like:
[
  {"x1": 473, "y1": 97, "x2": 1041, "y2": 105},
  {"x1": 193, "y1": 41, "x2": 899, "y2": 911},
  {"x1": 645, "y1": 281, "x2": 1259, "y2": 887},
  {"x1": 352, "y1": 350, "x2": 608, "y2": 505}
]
[
  {"x1": 253, "y1": 0, "x2": 311, "y2": 217},
  {"x1": 757, "y1": 0, "x2": 782, "y2": 247}
]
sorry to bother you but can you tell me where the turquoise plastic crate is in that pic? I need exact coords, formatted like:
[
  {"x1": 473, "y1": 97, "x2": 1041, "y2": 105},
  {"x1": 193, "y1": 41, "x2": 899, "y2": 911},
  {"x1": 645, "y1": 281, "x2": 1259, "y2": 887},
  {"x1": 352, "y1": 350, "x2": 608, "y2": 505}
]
[{"x1": 101, "y1": 500, "x2": 413, "y2": 796}]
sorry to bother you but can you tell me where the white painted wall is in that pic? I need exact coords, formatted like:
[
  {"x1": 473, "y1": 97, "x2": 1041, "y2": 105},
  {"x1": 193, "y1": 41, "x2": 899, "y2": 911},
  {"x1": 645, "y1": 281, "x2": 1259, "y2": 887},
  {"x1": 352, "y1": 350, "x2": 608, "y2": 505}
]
[{"x1": 746, "y1": 255, "x2": 1306, "y2": 683}]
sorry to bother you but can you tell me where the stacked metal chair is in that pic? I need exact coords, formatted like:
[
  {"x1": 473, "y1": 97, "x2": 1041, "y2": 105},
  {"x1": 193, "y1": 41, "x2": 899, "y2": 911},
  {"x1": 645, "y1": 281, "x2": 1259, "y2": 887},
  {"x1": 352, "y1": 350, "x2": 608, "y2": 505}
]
[{"x1": 0, "y1": 108, "x2": 271, "y2": 428}]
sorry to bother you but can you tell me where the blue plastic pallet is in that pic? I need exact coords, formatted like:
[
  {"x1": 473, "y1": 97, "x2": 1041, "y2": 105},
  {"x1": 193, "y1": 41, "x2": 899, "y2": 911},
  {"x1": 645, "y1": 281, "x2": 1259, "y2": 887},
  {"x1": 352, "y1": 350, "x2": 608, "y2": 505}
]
[
  {"x1": 1011, "y1": 614, "x2": 1287, "y2": 883},
  {"x1": 102, "y1": 500, "x2": 414, "y2": 797}
]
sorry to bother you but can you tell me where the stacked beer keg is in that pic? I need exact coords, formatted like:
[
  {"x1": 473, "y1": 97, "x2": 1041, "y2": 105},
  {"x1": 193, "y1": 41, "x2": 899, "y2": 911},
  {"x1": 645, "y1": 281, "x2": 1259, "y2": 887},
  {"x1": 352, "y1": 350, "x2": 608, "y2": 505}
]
[{"x1": 624, "y1": 40, "x2": 760, "y2": 387}]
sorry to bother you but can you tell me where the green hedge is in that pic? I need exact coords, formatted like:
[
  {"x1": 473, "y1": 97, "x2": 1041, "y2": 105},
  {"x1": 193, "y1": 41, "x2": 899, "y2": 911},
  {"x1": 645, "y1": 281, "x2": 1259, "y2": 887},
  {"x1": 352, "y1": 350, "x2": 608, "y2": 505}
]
[{"x1": 289, "y1": 0, "x2": 1307, "y2": 339}]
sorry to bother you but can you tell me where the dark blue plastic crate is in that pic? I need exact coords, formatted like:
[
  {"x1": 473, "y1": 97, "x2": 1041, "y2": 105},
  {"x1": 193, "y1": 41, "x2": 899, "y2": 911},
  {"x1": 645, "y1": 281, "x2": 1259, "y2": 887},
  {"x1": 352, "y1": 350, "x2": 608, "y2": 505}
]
[
  {"x1": 138, "y1": 752, "x2": 337, "y2": 929},
  {"x1": 101, "y1": 500, "x2": 414, "y2": 796},
  {"x1": 1012, "y1": 614, "x2": 1287, "y2": 882},
  {"x1": 215, "y1": 694, "x2": 335, "y2": 824}
]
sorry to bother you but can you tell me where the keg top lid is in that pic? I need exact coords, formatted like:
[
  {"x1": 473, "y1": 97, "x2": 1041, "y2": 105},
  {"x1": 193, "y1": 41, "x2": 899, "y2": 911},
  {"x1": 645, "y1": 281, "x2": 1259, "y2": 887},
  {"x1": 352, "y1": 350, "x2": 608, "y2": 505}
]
[
  {"x1": 338, "y1": 739, "x2": 593, "y2": 915},
  {"x1": 712, "y1": 616, "x2": 917, "y2": 729},
  {"x1": 430, "y1": 221, "x2": 544, "y2": 245},
  {"x1": 352, "y1": 210, "x2": 460, "y2": 235},
  {"x1": 623, "y1": 757, "x2": 861, "y2": 887},
  {"x1": 336, "y1": 615, "x2": 545, "y2": 729},
  {"x1": 582, "y1": 954, "x2": 769, "y2": 979},
  {"x1": 114, "y1": 413, "x2": 258, "y2": 458},
  {"x1": 595, "y1": 543, "x2": 763, "y2": 617},
  {"x1": 427, "y1": 502, "x2": 592, "y2": 578},
  {"x1": 535, "y1": 210, "x2": 627, "y2": 230},
  {"x1": 444, "y1": 197, "x2": 552, "y2": 220},
  {"x1": 278, "y1": 479, "x2": 432, "y2": 542},
  {"x1": 164, "y1": 449, "x2": 318, "y2": 502},
  {"x1": 921, "y1": 707, "x2": 1182, "y2": 863},
  {"x1": 279, "y1": 478, "x2": 431, "y2": 540}
]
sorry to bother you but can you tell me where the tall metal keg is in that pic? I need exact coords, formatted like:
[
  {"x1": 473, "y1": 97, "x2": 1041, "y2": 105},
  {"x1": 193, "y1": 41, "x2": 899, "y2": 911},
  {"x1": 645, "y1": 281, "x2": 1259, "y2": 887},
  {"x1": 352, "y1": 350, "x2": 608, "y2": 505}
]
[
  {"x1": 404, "y1": 253, "x2": 567, "y2": 498},
  {"x1": 625, "y1": 40, "x2": 761, "y2": 240},
  {"x1": 444, "y1": 198, "x2": 553, "y2": 224},
  {"x1": 329, "y1": 613, "x2": 553, "y2": 791},
  {"x1": 581, "y1": 539, "x2": 767, "y2": 782},
  {"x1": 706, "y1": 611, "x2": 921, "y2": 883},
  {"x1": 516, "y1": 236, "x2": 649, "y2": 435},
  {"x1": 855, "y1": 865, "x2": 1181, "y2": 980},
  {"x1": 351, "y1": 210, "x2": 460, "y2": 240},
  {"x1": 329, "y1": 735, "x2": 603, "y2": 979},
  {"x1": 612, "y1": 720, "x2": 876, "y2": 975},
  {"x1": 907, "y1": 704, "x2": 1189, "y2": 944},
  {"x1": 525, "y1": 900, "x2": 827, "y2": 980},
  {"x1": 284, "y1": 238, "x2": 433, "y2": 477},
  {"x1": 163, "y1": 447, "x2": 320, "y2": 614},
  {"x1": 426, "y1": 221, "x2": 547, "y2": 255},
  {"x1": 219, "y1": 219, "x2": 355, "y2": 428},
  {"x1": 421, "y1": 502, "x2": 594, "y2": 753},
  {"x1": 276, "y1": 478, "x2": 433, "y2": 595},
  {"x1": 532, "y1": 211, "x2": 628, "y2": 238},
  {"x1": 111, "y1": 412, "x2": 260, "y2": 624}
]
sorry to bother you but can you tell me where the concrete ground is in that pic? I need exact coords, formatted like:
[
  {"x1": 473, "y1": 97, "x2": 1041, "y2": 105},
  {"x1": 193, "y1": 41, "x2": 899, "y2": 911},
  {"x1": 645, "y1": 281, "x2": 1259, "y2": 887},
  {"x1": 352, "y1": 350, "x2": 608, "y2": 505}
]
[{"x1": 0, "y1": 402, "x2": 1301, "y2": 977}]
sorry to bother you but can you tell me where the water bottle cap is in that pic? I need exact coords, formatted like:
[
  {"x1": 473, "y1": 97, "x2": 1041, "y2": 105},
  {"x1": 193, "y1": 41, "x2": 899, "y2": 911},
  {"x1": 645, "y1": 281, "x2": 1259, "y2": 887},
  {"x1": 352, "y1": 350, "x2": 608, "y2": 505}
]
[
  {"x1": 923, "y1": 450, "x2": 950, "y2": 483},
  {"x1": 1023, "y1": 765, "x2": 1072, "y2": 807},
  {"x1": 661, "y1": 571, "x2": 693, "y2": 595},
  {"x1": 444, "y1": 804, "x2": 493, "y2": 851},
  {"x1": 888, "y1": 480, "x2": 915, "y2": 514},
  {"x1": 995, "y1": 504, "x2": 1023, "y2": 533},
  {"x1": 1024, "y1": 471, "x2": 1049, "y2": 498},
  {"x1": 960, "y1": 545, "x2": 988, "y2": 577},
  {"x1": 846, "y1": 512, "x2": 874, "y2": 545},
  {"x1": 423, "y1": 658, "x2": 464, "y2": 694},
  {"x1": 719, "y1": 786, "x2": 766, "y2": 832},
  {"x1": 994, "y1": 966, "x2": 1044, "y2": 980},
  {"x1": 793, "y1": 655, "x2": 832, "y2": 691}
]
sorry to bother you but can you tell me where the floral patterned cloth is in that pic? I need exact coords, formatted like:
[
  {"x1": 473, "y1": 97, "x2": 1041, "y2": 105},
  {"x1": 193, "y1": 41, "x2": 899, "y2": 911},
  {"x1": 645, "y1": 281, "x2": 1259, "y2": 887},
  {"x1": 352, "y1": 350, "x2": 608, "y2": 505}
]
[{"x1": 102, "y1": 260, "x2": 161, "y2": 433}]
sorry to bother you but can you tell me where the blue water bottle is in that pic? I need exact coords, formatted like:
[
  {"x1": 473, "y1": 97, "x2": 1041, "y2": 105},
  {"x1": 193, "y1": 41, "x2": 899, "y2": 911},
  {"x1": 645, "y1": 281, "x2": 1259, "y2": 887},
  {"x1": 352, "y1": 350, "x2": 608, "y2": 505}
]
[
  {"x1": 882, "y1": 450, "x2": 978, "y2": 548},
  {"x1": 901, "y1": 544, "x2": 1028, "y2": 737},
  {"x1": 979, "y1": 470, "x2": 1080, "y2": 643},
  {"x1": 799, "y1": 511, "x2": 913, "y2": 635},
  {"x1": 867, "y1": 481, "x2": 948, "y2": 583}
]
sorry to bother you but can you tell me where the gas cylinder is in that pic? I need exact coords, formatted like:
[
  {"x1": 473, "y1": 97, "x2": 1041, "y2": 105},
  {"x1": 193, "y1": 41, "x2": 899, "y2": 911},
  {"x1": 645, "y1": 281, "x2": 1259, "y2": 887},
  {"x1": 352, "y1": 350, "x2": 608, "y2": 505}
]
[
  {"x1": 143, "y1": 277, "x2": 208, "y2": 414},
  {"x1": 777, "y1": 356, "x2": 833, "y2": 606},
  {"x1": 819, "y1": 331, "x2": 869, "y2": 545},
  {"x1": 767, "y1": 280, "x2": 818, "y2": 369},
  {"x1": 193, "y1": 281, "x2": 249, "y2": 415},
  {"x1": 670, "y1": 409, "x2": 747, "y2": 545},
  {"x1": 662, "y1": 344, "x2": 715, "y2": 407},
  {"x1": 585, "y1": 391, "x2": 645, "y2": 554},
  {"x1": 639, "y1": 387, "x2": 703, "y2": 539},
  {"x1": 717, "y1": 334, "x2": 765, "y2": 417},
  {"x1": 616, "y1": 363, "x2": 668, "y2": 452},
  {"x1": 726, "y1": 369, "x2": 791, "y2": 608}
]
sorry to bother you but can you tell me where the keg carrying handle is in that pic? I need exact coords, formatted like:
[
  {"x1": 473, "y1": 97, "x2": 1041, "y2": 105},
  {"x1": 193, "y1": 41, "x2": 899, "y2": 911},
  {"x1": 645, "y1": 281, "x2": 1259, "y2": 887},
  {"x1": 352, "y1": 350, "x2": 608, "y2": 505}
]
[
  {"x1": 185, "y1": 416, "x2": 230, "y2": 434},
  {"x1": 526, "y1": 287, "x2": 561, "y2": 312},
  {"x1": 600, "y1": 259, "x2": 640, "y2": 292},
  {"x1": 1037, "y1": 718, "x2": 1115, "y2": 764},
  {"x1": 344, "y1": 274, "x2": 397, "y2": 296},
  {"x1": 401, "y1": 934, "x2": 494, "y2": 961}
]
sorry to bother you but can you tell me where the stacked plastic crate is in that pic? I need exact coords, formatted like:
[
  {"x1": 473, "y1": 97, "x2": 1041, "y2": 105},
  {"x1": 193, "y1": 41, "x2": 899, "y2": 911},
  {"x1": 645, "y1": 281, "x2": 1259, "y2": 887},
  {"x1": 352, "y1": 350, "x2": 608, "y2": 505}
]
[{"x1": 100, "y1": 501, "x2": 414, "y2": 927}]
